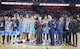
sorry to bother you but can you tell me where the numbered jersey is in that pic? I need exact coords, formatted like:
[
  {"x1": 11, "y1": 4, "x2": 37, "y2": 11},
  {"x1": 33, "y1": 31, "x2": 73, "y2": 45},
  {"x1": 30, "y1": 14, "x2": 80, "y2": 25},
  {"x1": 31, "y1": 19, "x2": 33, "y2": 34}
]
[
  {"x1": 13, "y1": 20, "x2": 19, "y2": 31},
  {"x1": 0, "y1": 20, "x2": 5, "y2": 31}
]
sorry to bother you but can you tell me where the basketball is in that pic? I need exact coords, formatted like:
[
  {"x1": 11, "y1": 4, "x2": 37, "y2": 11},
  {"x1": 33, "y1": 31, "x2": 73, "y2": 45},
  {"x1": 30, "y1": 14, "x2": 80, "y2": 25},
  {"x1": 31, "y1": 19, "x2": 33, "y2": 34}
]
[{"x1": 42, "y1": 23, "x2": 46, "y2": 28}]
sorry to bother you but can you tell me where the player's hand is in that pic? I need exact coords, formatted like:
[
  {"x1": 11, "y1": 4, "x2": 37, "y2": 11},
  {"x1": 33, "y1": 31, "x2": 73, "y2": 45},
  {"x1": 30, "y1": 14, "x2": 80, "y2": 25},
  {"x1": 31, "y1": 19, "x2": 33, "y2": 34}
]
[{"x1": 49, "y1": 27, "x2": 51, "y2": 30}]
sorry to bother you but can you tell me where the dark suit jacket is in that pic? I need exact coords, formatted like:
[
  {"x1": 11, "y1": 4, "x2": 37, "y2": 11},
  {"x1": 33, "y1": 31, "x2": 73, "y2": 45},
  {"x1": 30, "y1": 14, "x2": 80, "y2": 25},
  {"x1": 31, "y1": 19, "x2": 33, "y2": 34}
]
[
  {"x1": 48, "y1": 20, "x2": 56, "y2": 31},
  {"x1": 65, "y1": 21, "x2": 73, "y2": 32},
  {"x1": 58, "y1": 21, "x2": 64, "y2": 33},
  {"x1": 35, "y1": 20, "x2": 42, "y2": 33},
  {"x1": 72, "y1": 22, "x2": 79, "y2": 33}
]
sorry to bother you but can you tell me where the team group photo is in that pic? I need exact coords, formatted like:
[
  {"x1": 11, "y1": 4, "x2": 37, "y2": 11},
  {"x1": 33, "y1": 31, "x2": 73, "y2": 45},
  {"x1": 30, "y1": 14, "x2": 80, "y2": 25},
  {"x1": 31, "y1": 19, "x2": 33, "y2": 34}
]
[{"x1": 0, "y1": 0, "x2": 80, "y2": 49}]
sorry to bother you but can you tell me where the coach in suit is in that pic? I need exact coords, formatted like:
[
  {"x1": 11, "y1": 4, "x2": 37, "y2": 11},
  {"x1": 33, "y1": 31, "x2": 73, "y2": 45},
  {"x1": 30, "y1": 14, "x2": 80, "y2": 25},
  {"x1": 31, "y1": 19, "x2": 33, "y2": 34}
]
[
  {"x1": 72, "y1": 18, "x2": 78, "y2": 47},
  {"x1": 35, "y1": 16, "x2": 43, "y2": 44},
  {"x1": 58, "y1": 17, "x2": 64, "y2": 45},
  {"x1": 65, "y1": 17, "x2": 73, "y2": 45}
]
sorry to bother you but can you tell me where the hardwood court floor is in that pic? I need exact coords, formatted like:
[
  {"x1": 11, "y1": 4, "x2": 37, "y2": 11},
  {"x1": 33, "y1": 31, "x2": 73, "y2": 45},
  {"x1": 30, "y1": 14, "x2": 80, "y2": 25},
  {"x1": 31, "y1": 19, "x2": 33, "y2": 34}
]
[{"x1": 0, "y1": 33, "x2": 80, "y2": 49}]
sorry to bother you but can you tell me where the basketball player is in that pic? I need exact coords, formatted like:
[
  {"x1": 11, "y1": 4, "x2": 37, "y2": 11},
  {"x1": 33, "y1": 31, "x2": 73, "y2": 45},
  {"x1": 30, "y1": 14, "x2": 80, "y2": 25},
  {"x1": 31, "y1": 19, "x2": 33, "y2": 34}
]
[
  {"x1": 18, "y1": 14, "x2": 23, "y2": 43},
  {"x1": 5, "y1": 16, "x2": 12, "y2": 44},
  {"x1": 12, "y1": 15, "x2": 19, "y2": 44},
  {"x1": 29, "y1": 16, "x2": 35, "y2": 44},
  {"x1": 4, "y1": 16, "x2": 8, "y2": 44},
  {"x1": 42, "y1": 15, "x2": 49, "y2": 45},
  {"x1": 22, "y1": 14, "x2": 30, "y2": 44},
  {"x1": 0, "y1": 16, "x2": 5, "y2": 44}
]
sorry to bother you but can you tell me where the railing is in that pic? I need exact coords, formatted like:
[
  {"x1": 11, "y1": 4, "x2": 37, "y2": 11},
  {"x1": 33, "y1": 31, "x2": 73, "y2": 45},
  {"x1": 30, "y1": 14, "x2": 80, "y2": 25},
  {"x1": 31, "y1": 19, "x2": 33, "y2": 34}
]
[
  {"x1": 1, "y1": 2, "x2": 70, "y2": 6},
  {"x1": 1, "y1": 2, "x2": 80, "y2": 7}
]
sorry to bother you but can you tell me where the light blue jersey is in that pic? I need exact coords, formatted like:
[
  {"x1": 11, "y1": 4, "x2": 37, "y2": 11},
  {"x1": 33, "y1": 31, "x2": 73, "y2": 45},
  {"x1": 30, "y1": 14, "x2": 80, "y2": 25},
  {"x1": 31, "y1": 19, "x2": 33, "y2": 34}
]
[
  {"x1": 5, "y1": 21, "x2": 12, "y2": 36},
  {"x1": 13, "y1": 20, "x2": 20, "y2": 35},
  {"x1": 23, "y1": 18, "x2": 30, "y2": 33},
  {"x1": 18, "y1": 19, "x2": 23, "y2": 33},
  {"x1": 0, "y1": 20, "x2": 5, "y2": 36},
  {"x1": 42, "y1": 20, "x2": 49, "y2": 34},
  {"x1": 29, "y1": 20, "x2": 35, "y2": 34}
]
